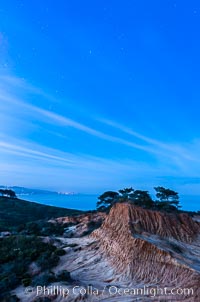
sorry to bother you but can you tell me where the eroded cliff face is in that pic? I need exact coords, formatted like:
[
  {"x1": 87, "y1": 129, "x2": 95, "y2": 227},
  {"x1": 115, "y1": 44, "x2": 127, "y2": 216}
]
[
  {"x1": 93, "y1": 202, "x2": 199, "y2": 242},
  {"x1": 92, "y1": 203, "x2": 200, "y2": 300}
]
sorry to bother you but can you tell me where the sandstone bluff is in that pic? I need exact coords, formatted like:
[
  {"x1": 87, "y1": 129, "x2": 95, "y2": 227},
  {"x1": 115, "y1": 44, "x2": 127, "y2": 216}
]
[{"x1": 15, "y1": 203, "x2": 200, "y2": 302}]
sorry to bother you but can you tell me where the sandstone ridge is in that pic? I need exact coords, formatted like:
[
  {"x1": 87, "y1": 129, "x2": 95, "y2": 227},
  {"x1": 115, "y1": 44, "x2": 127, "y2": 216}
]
[{"x1": 92, "y1": 203, "x2": 200, "y2": 300}]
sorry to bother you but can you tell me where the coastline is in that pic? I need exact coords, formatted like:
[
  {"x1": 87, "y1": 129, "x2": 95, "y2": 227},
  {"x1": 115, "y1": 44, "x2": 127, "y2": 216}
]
[{"x1": 16, "y1": 193, "x2": 200, "y2": 212}]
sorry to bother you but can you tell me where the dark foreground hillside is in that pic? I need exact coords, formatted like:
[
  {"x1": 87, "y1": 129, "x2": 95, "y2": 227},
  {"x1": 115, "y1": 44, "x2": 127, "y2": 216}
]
[
  {"x1": 0, "y1": 197, "x2": 83, "y2": 231},
  {"x1": 0, "y1": 199, "x2": 200, "y2": 301}
]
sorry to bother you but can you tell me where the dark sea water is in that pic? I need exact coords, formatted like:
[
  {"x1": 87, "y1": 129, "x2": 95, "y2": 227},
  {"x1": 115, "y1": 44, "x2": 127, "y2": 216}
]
[
  {"x1": 17, "y1": 194, "x2": 200, "y2": 212},
  {"x1": 180, "y1": 195, "x2": 200, "y2": 212},
  {"x1": 18, "y1": 194, "x2": 99, "y2": 211}
]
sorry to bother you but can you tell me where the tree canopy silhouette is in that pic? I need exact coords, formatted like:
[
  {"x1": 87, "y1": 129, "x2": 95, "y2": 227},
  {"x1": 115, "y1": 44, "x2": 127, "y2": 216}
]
[
  {"x1": 0, "y1": 189, "x2": 17, "y2": 198},
  {"x1": 154, "y1": 186, "x2": 180, "y2": 211},
  {"x1": 97, "y1": 191, "x2": 119, "y2": 211},
  {"x1": 97, "y1": 186, "x2": 181, "y2": 212}
]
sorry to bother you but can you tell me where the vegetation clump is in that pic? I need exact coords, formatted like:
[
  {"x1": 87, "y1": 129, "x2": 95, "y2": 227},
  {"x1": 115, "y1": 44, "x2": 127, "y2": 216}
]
[
  {"x1": 97, "y1": 186, "x2": 181, "y2": 212},
  {"x1": 0, "y1": 235, "x2": 61, "y2": 298},
  {"x1": 0, "y1": 189, "x2": 16, "y2": 198},
  {"x1": 56, "y1": 270, "x2": 72, "y2": 282}
]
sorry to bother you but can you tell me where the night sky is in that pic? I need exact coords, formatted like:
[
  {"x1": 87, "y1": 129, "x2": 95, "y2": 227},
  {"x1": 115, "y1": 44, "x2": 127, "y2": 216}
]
[{"x1": 0, "y1": 1, "x2": 200, "y2": 195}]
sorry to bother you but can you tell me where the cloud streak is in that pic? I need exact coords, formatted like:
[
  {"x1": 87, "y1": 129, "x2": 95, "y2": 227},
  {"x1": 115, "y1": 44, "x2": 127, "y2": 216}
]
[
  {"x1": 2, "y1": 75, "x2": 197, "y2": 169},
  {"x1": 0, "y1": 74, "x2": 199, "y2": 170},
  {"x1": 0, "y1": 78, "x2": 162, "y2": 156},
  {"x1": 97, "y1": 118, "x2": 200, "y2": 165},
  {"x1": 1, "y1": 73, "x2": 200, "y2": 193},
  {"x1": 0, "y1": 136, "x2": 151, "y2": 170}
]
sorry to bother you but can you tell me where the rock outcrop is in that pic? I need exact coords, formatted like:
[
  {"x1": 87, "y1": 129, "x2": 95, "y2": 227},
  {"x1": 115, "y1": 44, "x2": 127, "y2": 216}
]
[
  {"x1": 93, "y1": 202, "x2": 199, "y2": 242},
  {"x1": 50, "y1": 212, "x2": 106, "y2": 237},
  {"x1": 92, "y1": 203, "x2": 200, "y2": 301}
]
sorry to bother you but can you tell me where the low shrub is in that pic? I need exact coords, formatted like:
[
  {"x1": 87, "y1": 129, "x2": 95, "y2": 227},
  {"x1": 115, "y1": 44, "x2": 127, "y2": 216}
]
[
  {"x1": 56, "y1": 270, "x2": 72, "y2": 282},
  {"x1": 32, "y1": 272, "x2": 56, "y2": 287},
  {"x1": 55, "y1": 248, "x2": 66, "y2": 256},
  {"x1": 22, "y1": 278, "x2": 32, "y2": 287},
  {"x1": 0, "y1": 235, "x2": 60, "y2": 295}
]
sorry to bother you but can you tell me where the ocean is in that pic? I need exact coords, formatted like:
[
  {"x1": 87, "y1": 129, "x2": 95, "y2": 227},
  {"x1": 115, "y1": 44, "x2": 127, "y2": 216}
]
[
  {"x1": 17, "y1": 193, "x2": 200, "y2": 212},
  {"x1": 17, "y1": 194, "x2": 99, "y2": 211}
]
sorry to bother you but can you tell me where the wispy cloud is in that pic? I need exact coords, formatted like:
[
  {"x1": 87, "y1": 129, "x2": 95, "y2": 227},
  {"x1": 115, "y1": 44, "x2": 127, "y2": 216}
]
[
  {"x1": 0, "y1": 77, "x2": 162, "y2": 155},
  {"x1": 0, "y1": 141, "x2": 75, "y2": 166},
  {"x1": 1, "y1": 73, "x2": 199, "y2": 170},
  {"x1": 1, "y1": 73, "x2": 200, "y2": 193},
  {"x1": 0, "y1": 135, "x2": 163, "y2": 192},
  {"x1": 97, "y1": 118, "x2": 200, "y2": 166}
]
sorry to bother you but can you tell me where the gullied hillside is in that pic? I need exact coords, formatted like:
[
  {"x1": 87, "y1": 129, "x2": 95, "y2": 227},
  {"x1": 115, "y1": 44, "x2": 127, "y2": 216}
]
[
  {"x1": 93, "y1": 202, "x2": 199, "y2": 242},
  {"x1": 92, "y1": 203, "x2": 200, "y2": 300}
]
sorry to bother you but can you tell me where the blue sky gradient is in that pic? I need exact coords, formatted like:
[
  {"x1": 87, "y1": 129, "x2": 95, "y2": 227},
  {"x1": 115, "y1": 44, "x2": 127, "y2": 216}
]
[{"x1": 0, "y1": 1, "x2": 200, "y2": 195}]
